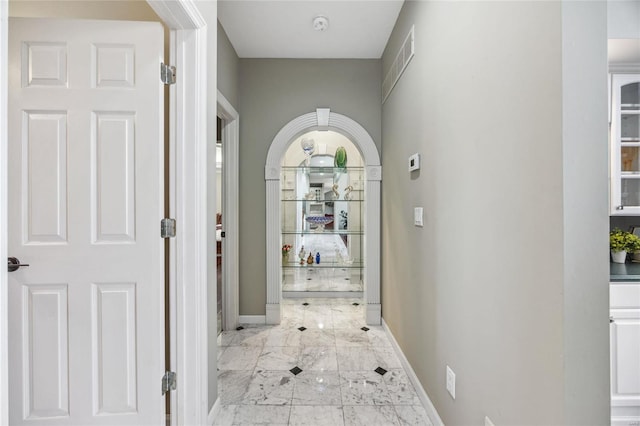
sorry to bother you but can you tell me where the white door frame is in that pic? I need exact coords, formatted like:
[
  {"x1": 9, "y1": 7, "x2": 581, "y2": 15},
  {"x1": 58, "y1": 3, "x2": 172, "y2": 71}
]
[
  {"x1": 217, "y1": 91, "x2": 240, "y2": 331},
  {"x1": 264, "y1": 108, "x2": 382, "y2": 325},
  {"x1": 0, "y1": 2, "x2": 9, "y2": 424},
  {"x1": 0, "y1": 1, "x2": 212, "y2": 424}
]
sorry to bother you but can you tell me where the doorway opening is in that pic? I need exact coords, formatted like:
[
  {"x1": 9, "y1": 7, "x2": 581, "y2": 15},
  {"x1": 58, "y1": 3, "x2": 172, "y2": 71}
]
[
  {"x1": 281, "y1": 131, "x2": 364, "y2": 297},
  {"x1": 215, "y1": 92, "x2": 240, "y2": 333},
  {"x1": 216, "y1": 117, "x2": 224, "y2": 334},
  {"x1": 607, "y1": 38, "x2": 640, "y2": 425},
  {"x1": 264, "y1": 109, "x2": 382, "y2": 325}
]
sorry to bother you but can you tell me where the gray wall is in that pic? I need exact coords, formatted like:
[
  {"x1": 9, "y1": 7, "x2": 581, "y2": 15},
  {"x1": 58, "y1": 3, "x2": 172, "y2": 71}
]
[
  {"x1": 238, "y1": 59, "x2": 381, "y2": 314},
  {"x1": 217, "y1": 20, "x2": 239, "y2": 107},
  {"x1": 608, "y1": 0, "x2": 640, "y2": 39},
  {"x1": 381, "y1": 1, "x2": 608, "y2": 424},
  {"x1": 209, "y1": 18, "x2": 238, "y2": 411},
  {"x1": 561, "y1": 2, "x2": 610, "y2": 423}
]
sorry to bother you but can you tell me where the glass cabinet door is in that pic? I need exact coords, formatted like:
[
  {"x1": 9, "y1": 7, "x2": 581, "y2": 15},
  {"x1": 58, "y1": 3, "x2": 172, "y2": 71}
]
[{"x1": 611, "y1": 76, "x2": 640, "y2": 214}]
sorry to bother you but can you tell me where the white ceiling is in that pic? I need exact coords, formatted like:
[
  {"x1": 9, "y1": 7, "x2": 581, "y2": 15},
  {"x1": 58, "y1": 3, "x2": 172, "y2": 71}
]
[{"x1": 218, "y1": 1, "x2": 404, "y2": 59}]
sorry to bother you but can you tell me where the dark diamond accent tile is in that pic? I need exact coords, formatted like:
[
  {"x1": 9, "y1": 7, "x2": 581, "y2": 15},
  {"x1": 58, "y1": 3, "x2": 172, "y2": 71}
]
[
  {"x1": 345, "y1": 278, "x2": 350, "y2": 280},
  {"x1": 352, "y1": 303, "x2": 360, "y2": 306},
  {"x1": 361, "y1": 327, "x2": 370, "y2": 332},
  {"x1": 374, "y1": 367, "x2": 388, "y2": 376},
  {"x1": 298, "y1": 327, "x2": 307, "y2": 332},
  {"x1": 302, "y1": 302, "x2": 309, "y2": 306},
  {"x1": 307, "y1": 278, "x2": 312, "y2": 281},
  {"x1": 236, "y1": 326, "x2": 244, "y2": 331},
  {"x1": 290, "y1": 366, "x2": 303, "y2": 376}
]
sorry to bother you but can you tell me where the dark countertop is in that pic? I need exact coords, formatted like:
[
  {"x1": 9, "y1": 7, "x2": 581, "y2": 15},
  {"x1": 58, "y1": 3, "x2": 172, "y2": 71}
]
[{"x1": 610, "y1": 262, "x2": 640, "y2": 281}]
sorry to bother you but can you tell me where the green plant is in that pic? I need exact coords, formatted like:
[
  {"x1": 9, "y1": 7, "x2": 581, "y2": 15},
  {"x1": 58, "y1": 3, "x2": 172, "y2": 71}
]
[
  {"x1": 628, "y1": 233, "x2": 640, "y2": 253},
  {"x1": 610, "y1": 229, "x2": 627, "y2": 252},
  {"x1": 610, "y1": 228, "x2": 640, "y2": 252}
]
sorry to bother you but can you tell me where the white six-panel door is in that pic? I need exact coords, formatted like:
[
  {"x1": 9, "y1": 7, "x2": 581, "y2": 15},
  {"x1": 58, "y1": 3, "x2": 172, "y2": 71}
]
[{"x1": 8, "y1": 18, "x2": 164, "y2": 425}]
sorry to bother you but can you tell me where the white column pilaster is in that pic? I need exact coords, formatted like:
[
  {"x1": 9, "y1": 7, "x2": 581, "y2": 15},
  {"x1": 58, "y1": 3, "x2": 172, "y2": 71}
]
[
  {"x1": 265, "y1": 176, "x2": 281, "y2": 324},
  {"x1": 365, "y1": 166, "x2": 381, "y2": 324}
]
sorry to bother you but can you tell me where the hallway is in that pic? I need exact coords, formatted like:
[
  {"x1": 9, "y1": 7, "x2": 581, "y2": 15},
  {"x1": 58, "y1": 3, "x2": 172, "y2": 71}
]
[{"x1": 215, "y1": 298, "x2": 432, "y2": 425}]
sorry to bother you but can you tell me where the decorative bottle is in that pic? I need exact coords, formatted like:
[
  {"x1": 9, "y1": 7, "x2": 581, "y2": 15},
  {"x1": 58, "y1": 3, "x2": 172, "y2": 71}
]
[
  {"x1": 315, "y1": 252, "x2": 320, "y2": 264},
  {"x1": 307, "y1": 252, "x2": 314, "y2": 265},
  {"x1": 298, "y1": 246, "x2": 305, "y2": 264}
]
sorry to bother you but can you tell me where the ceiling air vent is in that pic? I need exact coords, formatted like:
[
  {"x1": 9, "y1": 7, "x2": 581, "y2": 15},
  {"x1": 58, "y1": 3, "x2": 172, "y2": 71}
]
[{"x1": 382, "y1": 25, "x2": 415, "y2": 104}]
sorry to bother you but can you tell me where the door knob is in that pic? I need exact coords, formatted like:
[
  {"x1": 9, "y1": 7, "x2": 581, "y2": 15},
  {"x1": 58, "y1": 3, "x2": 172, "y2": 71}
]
[{"x1": 7, "y1": 257, "x2": 29, "y2": 272}]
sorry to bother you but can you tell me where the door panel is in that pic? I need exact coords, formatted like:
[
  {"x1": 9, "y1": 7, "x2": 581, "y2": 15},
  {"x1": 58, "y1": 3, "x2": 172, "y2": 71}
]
[
  {"x1": 8, "y1": 18, "x2": 164, "y2": 425},
  {"x1": 92, "y1": 112, "x2": 136, "y2": 243},
  {"x1": 23, "y1": 284, "x2": 69, "y2": 419},
  {"x1": 91, "y1": 283, "x2": 137, "y2": 415},
  {"x1": 23, "y1": 111, "x2": 68, "y2": 244}
]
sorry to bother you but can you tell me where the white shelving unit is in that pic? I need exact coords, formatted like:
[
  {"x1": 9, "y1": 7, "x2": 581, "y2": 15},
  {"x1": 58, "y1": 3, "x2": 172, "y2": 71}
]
[{"x1": 281, "y1": 166, "x2": 364, "y2": 293}]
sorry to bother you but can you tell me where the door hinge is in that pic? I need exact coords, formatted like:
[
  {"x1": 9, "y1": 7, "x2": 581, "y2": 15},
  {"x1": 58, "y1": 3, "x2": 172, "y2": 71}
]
[
  {"x1": 162, "y1": 371, "x2": 177, "y2": 395},
  {"x1": 161, "y1": 63, "x2": 176, "y2": 85},
  {"x1": 161, "y1": 218, "x2": 176, "y2": 238}
]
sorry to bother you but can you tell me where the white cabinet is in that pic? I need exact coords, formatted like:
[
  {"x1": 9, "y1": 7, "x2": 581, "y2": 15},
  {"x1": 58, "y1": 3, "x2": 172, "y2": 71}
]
[
  {"x1": 611, "y1": 74, "x2": 640, "y2": 215},
  {"x1": 610, "y1": 282, "x2": 640, "y2": 425}
]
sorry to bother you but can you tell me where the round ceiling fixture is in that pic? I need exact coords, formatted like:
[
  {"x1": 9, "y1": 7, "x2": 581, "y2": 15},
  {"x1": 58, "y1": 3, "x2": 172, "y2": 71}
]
[{"x1": 313, "y1": 16, "x2": 329, "y2": 32}]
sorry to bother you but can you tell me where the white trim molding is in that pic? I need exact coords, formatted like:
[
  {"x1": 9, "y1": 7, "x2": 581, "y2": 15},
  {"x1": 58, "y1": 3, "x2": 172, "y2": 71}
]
[
  {"x1": 0, "y1": 1, "x2": 9, "y2": 424},
  {"x1": 239, "y1": 315, "x2": 267, "y2": 325},
  {"x1": 609, "y1": 63, "x2": 640, "y2": 73},
  {"x1": 382, "y1": 319, "x2": 444, "y2": 426},
  {"x1": 169, "y1": 22, "x2": 209, "y2": 426},
  {"x1": 265, "y1": 109, "x2": 382, "y2": 325},
  {"x1": 147, "y1": 1, "x2": 209, "y2": 425}
]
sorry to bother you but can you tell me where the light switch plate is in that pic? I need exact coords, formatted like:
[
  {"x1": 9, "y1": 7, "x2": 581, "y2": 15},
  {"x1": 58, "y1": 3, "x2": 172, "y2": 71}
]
[
  {"x1": 408, "y1": 153, "x2": 420, "y2": 172},
  {"x1": 446, "y1": 365, "x2": 456, "y2": 399},
  {"x1": 414, "y1": 207, "x2": 423, "y2": 227}
]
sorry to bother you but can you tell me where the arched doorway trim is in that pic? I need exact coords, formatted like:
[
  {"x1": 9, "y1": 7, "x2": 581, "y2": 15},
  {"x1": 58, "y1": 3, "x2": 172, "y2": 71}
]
[{"x1": 264, "y1": 108, "x2": 382, "y2": 325}]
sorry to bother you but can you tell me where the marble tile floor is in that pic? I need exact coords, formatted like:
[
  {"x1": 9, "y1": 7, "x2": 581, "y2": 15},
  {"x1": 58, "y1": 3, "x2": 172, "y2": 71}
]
[{"x1": 215, "y1": 298, "x2": 433, "y2": 426}]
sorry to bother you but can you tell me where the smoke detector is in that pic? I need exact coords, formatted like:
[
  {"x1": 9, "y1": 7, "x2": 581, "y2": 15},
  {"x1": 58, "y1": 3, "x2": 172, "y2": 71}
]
[{"x1": 313, "y1": 16, "x2": 329, "y2": 32}]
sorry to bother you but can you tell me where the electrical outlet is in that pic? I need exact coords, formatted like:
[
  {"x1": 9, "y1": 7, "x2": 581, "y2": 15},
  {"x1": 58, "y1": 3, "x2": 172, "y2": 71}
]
[
  {"x1": 408, "y1": 153, "x2": 420, "y2": 171},
  {"x1": 485, "y1": 416, "x2": 495, "y2": 426},
  {"x1": 446, "y1": 365, "x2": 456, "y2": 399}
]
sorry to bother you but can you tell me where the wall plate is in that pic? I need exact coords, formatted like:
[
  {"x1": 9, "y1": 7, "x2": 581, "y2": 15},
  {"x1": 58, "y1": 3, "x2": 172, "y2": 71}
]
[
  {"x1": 408, "y1": 153, "x2": 420, "y2": 172},
  {"x1": 446, "y1": 365, "x2": 456, "y2": 399},
  {"x1": 414, "y1": 207, "x2": 423, "y2": 227}
]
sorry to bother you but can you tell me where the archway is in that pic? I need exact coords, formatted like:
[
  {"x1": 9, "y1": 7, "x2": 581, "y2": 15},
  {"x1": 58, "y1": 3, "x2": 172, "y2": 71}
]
[{"x1": 265, "y1": 108, "x2": 382, "y2": 325}]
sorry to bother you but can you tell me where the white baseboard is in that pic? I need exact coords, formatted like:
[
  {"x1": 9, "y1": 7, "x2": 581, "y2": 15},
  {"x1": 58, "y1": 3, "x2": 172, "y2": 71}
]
[
  {"x1": 208, "y1": 397, "x2": 221, "y2": 425},
  {"x1": 239, "y1": 315, "x2": 266, "y2": 324},
  {"x1": 382, "y1": 318, "x2": 444, "y2": 426}
]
